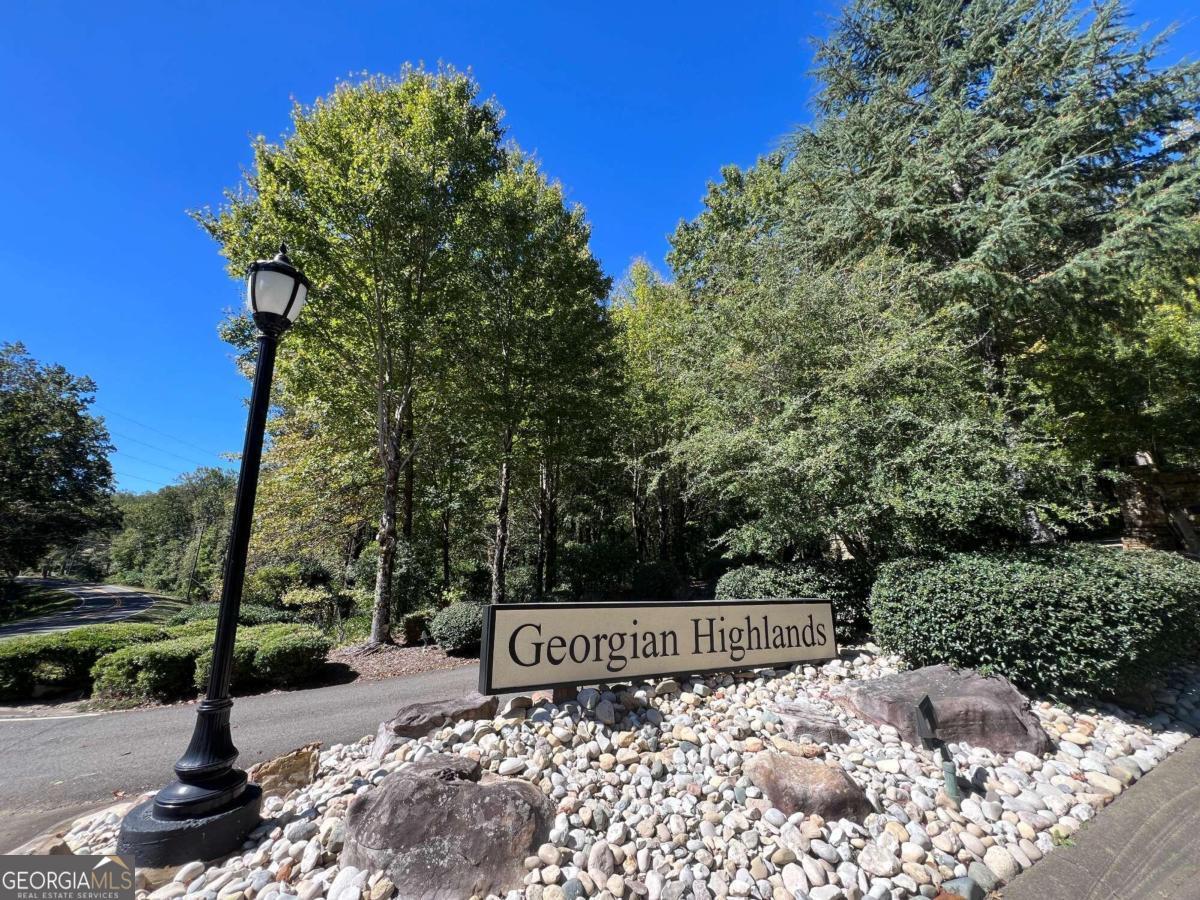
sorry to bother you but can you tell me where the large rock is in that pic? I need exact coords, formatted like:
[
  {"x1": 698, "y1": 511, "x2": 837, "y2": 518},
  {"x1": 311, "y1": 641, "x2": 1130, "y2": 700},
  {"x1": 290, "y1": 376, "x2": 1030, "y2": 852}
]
[
  {"x1": 773, "y1": 700, "x2": 851, "y2": 745},
  {"x1": 248, "y1": 742, "x2": 321, "y2": 799},
  {"x1": 744, "y1": 752, "x2": 872, "y2": 821},
  {"x1": 372, "y1": 692, "x2": 498, "y2": 761},
  {"x1": 831, "y1": 664, "x2": 1052, "y2": 756},
  {"x1": 341, "y1": 754, "x2": 553, "y2": 900}
]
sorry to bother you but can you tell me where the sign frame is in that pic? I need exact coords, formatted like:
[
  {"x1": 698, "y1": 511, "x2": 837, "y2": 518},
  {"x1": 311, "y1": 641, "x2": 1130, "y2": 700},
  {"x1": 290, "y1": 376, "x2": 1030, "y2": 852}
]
[{"x1": 478, "y1": 597, "x2": 837, "y2": 695}]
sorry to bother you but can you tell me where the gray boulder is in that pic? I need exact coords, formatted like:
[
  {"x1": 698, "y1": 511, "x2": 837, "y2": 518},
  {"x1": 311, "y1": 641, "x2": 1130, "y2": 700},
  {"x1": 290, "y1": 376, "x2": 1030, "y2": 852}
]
[
  {"x1": 831, "y1": 664, "x2": 1052, "y2": 756},
  {"x1": 744, "y1": 752, "x2": 872, "y2": 821},
  {"x1": 372, "y1": 692, "x2": 497, "y2": 761},
  {"x1": 773, "y1": 700, "x2": 851, "y2": 745},
  {"x1": 341, "y1": 755, "x2": 553, "y2": 900}
]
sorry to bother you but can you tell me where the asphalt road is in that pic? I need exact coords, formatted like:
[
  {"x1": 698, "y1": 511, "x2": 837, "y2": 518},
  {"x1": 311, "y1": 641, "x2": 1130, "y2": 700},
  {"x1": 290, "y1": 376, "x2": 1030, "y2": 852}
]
[
  {"x1": 0, "y1": 664, "x2": 480, "y2": 852},
  {"x1": 0, "y1": 580, "x2": 159, "y2": 638}
]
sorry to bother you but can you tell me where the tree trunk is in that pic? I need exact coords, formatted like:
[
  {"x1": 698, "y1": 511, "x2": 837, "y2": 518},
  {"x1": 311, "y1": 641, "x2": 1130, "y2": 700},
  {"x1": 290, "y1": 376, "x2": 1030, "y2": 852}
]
[
  {"x1": 440, "y1": 509, "x2": 452, "y2": 592},
  {"x1": 978, "y1": 318, "x2": 1055, "y2": 544},
  {"x1": 545, "y1": 463, "x2": 559, "y2": 592},
  {"x1": 631, "y1": 466, "x2": 647, "y2": 563},
  {"x1": 657, "y1": 470, "x2": 671, "y2": 562},
  {"x1": 491, "y1": 427, "x2": 513, "y2": 604},
  {"x1": 371, "y1": 457, "x2": 400, "y2": 645},
  {"x1": 402, "y1": 398, "x2": 415, "y2": 541},
  {"x1": 535, "y1": 461, "x2": 547, "y2": 600}
]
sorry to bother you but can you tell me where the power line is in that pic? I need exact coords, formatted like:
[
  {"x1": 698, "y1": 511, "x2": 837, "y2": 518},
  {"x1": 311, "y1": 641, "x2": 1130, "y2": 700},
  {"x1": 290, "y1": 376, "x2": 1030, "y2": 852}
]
[
  {"x1": 112, "y1": 470, "x2": 170, "y2": 489},
  {"x1": 96, "y1": 406, "x2": 228, "y2": 459},
  {"x1": 112, "y1": 450, "x2": 189, "y2": 475},
  {"x1": 109, "y1": 430, "x2": 222, "y2": 469}
]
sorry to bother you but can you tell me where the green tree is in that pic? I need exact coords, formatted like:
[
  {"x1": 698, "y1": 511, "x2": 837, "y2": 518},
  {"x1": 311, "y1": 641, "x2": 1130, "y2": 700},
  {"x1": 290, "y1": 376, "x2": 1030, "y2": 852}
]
[
  {"x1": 0, "y1": 343, "x2": 117, "y2": 587},
  {"x1": 199, "y1": 68, "x2": 505, "y2": 644},
  {"x1": 670, "y1": 0, "x2": 1200, "y2": 554},
  {"x1": 453, "y1": 155, "x2": 610, "y2": 602}
]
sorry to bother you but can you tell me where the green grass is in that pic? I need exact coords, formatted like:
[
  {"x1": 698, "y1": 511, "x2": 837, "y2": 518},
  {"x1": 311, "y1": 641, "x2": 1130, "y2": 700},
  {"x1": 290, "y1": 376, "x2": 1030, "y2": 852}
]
[
  {"x1": 0, "y1": 582, "x2": 77, "y2": 624},
  {"x1": 121, "y1": 596, "x2": 189, "y2": 623}
]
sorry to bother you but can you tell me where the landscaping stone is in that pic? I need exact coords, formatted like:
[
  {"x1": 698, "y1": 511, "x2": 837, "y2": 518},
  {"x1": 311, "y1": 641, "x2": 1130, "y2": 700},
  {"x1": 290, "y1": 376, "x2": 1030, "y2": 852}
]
[
  {"x1": 744, "y1": 752, "x2": 872, "y2": 821},
  {"x1": 46, "y1": 650, "x2": 1199, "y2": 900},
  {"x1": 772, "y1": 699, "x2": 852, "y2": 745},
  {"x1": 371, "y1": 693, "x2": 498, "y2": 760},
  {"x1": 831, "y1": 664, "x2": 1053, "y2": 755},
  {"x1": 248, "y1": 743, "x2": 322, "y2": 800},
  {"x1": 340, "y1": 754, "x2": 553, "y2": 899}
]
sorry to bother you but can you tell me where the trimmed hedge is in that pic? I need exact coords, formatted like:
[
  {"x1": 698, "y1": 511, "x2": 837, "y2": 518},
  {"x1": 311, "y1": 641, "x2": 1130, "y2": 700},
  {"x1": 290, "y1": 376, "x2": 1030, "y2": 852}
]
[
  {"x1": 430, "y1": 602, "x2": 485, "y2": 655},
  {"x1": 253, "y1": 627, "x2": 332, "y2": 686},
  {"x1": 870, "y1": 545, "x2": 1200, "y2": 698},
  {"x1": 400, "y1": 608, "x2": 437, "y2": 645},
  {"x1": 92, "y1": 624, "x2": 332, "y2": 702},
  {"x1": 0, "y1": 624, "x2": 169, "y2": 699},
  {"x1": 716, "y1": 560, "x2": 874, "y2": 640},
  {"x1": 167, "y1": 603, "x2": 296, "y2": 627}
]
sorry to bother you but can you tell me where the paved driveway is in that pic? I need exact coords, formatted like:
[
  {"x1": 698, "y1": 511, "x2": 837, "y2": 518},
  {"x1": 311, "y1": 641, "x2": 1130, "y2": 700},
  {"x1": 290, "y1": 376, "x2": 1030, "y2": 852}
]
[
  {"x1": 0, "y1": 664, "x2": 481, "y2": 852},
  {"x1": 0, "y1": 581, "x2": 160, "y2": 639}
]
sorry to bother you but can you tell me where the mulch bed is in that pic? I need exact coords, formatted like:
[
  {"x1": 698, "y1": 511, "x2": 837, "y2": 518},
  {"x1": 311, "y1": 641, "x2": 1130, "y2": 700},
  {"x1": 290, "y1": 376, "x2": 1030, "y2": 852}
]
[{"x1": 328, "y1": 643, "x2": 476, "y2": 681}]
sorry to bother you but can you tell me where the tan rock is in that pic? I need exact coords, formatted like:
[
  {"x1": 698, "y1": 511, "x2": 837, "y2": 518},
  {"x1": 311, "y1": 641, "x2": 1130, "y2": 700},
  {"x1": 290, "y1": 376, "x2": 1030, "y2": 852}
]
[{"x1": 247, "y1": 742, "x2": 321, "y2": 800}]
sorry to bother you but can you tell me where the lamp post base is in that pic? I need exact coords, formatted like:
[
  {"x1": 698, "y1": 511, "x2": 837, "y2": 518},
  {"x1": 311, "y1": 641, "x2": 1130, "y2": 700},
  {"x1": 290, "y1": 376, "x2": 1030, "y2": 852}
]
[{"x1": 116, "y1": 785, "x2": 263, "y2": 868}]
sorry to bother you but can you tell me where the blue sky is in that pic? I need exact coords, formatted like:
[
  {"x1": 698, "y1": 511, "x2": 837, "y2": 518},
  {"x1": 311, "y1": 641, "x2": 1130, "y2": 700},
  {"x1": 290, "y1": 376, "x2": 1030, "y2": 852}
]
[{"x1": 2, "y1": 1, "x2": 1197, "y2": 493}]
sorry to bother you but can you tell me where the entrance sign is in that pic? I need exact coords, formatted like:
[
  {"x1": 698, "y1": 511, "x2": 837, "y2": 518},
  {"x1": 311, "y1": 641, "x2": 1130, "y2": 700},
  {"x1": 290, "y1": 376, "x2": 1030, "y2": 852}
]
[{"x1": 479, "y1": 599, "x2": 837, "y2": 694}]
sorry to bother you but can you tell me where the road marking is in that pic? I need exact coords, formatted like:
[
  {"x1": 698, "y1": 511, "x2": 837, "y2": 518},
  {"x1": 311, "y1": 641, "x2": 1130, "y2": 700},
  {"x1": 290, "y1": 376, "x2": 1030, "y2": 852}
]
[{"x1": 0, "y1": 713, "x2": 104, "y2": 722}]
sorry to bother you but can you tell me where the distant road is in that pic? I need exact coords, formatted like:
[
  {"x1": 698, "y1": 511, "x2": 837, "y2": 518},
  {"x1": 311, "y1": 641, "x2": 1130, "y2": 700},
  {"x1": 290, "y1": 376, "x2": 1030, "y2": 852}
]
[
  {"x1": 0, "y1": 580, "x2": 160, "y2": 639},
  {"x1": 0, "y1": 664, "x2": 481, "y2": 852}
]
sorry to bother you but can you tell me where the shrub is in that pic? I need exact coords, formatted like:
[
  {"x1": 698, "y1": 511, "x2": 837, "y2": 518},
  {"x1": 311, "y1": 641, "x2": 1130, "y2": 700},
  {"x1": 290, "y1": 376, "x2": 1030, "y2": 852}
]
[
  {"x1": 0, "y1": 624, "x2": 169, "y2": 699},
  {"x1": 430, "y1": 603, "x2": 485, "y2": 655},
  {"x1": 92, "y1": 635, "x2": 210, "y2": 701},
  {"x1": 400, "y1": 607, "x2": 438, "y2": 645},
  {"x1": 630, "y1": 561, "x2": 681, "y2": 600},
  {"x1": 193, "y1": 641, "x2": 258, "y2": 693},
  {"x1": 716, "y1": 560, "x2": 873, "y2": 640},
  {"x1": 94, "y1": 623, "x2": 332, "y2": 700},
  {"x1": 870, "y1": 545, "x2": 1200, "y2": 698},
  {"x1": 505, "y1": 566, "x2": 539, "y2": 604},
  {"x1": 252, "y1": 625, "x2": 332, "y2": 686},
  {"x1": 167, "y1": 603, "x2": 296, "y2": 627}
]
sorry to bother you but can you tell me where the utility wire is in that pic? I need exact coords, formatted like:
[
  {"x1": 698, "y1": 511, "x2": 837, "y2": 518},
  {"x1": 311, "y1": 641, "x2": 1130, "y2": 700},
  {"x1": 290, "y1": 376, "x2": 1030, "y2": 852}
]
[
  {"x1": 96, "y1": 405, "x2": 227, "y2": 459},
  {"x1": 112, "y1": 470, "x2": 171, "y2": 489},
  {"x1": 109, "y1": 430, "x2": 221, "y2": 469},
  {"x1": 112, "y1": 450, "x2": 189, "y2": 475}
]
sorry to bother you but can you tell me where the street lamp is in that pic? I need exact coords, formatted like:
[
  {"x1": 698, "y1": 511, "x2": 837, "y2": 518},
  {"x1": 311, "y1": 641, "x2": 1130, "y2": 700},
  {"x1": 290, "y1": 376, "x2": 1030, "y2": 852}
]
[{"x1": 119, "y1": 244, "x2": 310, "y2": 866}]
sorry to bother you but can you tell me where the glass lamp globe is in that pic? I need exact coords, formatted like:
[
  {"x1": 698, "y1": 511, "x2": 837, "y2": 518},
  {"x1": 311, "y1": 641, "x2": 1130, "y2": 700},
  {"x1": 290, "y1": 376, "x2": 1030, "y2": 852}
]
[{"x1": 246, "y1": 243, "x2": 310, "y2": 335}]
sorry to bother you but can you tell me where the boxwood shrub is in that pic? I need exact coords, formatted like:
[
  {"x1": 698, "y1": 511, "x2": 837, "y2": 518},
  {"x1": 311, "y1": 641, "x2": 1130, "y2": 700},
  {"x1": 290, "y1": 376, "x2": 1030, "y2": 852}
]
[
  {"x1": 870, "y1": 545, "x2": 1200, "y2": 698},
  {"x1": 93, "y1": 624, "x2": 332, "y2": 701},
  {"x1": 400, "y1": 608, "x2": 438, "y2": 645},
  {"x1": 716, "y1": 560, "x2": 874, "y2": 640},
  {"x1": 167, "y1": 603, "x2": 296, "y2": 627},
  {"x1": 252, "y1": 626, "x2": 332, "y2": 686},
  {"x1": 92, "y1": 635, "x2": 211, "y2": 701},
  {"x1": 430, "y1": 602, "x2": 485, "y2": 655},
  {"x1": 0, "y1": 624, "x2": 170, "y2": 699}
]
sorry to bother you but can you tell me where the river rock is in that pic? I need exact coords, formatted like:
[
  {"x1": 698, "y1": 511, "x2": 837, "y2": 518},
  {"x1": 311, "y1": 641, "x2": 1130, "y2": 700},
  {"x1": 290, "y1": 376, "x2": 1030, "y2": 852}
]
[
  {"x1": 772, "y1": 700, "x2": 851, "y2": 745},
  {"x1": 830, "y1": 664, "x2": 1052, "y2": 755},
  {"x1": 248, "y1": 742, "x2": 322, "y2": 799},
  {"x1": 744, "y1": 752, "x2": 871, "y2": 821},
  {"x1": 340, "y1": 754, "x2": 553, "y2": 899},
  {"x1": 372, "y1": 693, "x2": 498, "y2": 760}
]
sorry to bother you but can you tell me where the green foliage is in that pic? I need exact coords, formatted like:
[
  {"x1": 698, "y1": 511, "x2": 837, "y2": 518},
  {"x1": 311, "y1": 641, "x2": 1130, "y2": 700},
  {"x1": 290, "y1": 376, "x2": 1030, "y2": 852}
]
[
  {"x1": 92, "y1": 635, "x2": 210, "y2": 702},
  {"x1": 629, "y1": 561, "x2": 681, "y2": 600},
  {"x1": 0, "y1": 624, "x2": 169, "y2": 699},
  {"x1": 400, "y1": 608, "x2": 437, "y2": 644},
  {"x1": 107, "y1": 467, "x2": 234, "y2": 599},
  {"x1": 0, "y1": 343, "x2": 118, "y2": 580},
  {"x1": 716, "y1": 561, "x2": 874, "y2": 639},
  {"x1": 429, "y1": 602, "x2": 485, "y2": 655},
  {"x1": 167, "y1": 603, "x2": 296, "y2": 627},
  {"x1": 252, "y1": 626, "x2": 332, "y2": 686},
  {"x1": 870, "y1": 545, "x2": 1200, "y2": 698},
  {"x1": 558, "y1": 539, "x2": 637, "y2": 600},
  {"x1": 93, "y1": 623, "x2": 331, "y2": 701}
]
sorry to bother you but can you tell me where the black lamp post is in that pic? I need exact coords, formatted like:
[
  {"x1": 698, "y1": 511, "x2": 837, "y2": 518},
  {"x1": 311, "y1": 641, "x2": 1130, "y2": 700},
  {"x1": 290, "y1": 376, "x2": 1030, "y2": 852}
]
[{"x1": 119, "y1": 245, "x2": 310, "y2": 867}]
